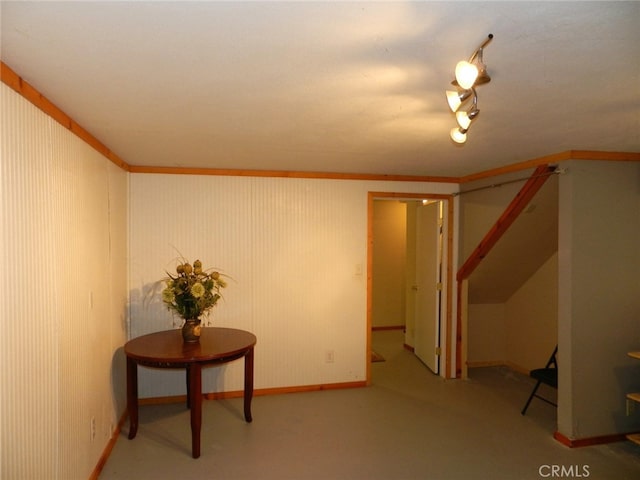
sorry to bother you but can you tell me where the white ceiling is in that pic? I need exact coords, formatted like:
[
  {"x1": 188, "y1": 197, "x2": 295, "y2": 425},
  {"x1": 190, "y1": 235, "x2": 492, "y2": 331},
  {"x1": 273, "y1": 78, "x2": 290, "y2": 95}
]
[{"x1": 1, "y1": 1, "x2": 639, "y2": 178}]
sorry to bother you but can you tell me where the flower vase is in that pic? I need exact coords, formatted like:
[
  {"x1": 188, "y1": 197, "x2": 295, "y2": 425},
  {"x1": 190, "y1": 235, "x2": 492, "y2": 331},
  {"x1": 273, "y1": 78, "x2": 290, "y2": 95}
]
[{"x1": 181, "y1": 319, "x2": 202, "y2": 343}]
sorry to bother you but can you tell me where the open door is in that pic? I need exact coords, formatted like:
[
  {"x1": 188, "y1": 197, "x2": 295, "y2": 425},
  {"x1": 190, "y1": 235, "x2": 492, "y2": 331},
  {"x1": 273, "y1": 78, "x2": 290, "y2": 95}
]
[
  {"x1": 413, "y1": 201, "x2": 442, "y2": 374},
  {"x1": 367, "y1": 191, "x2": 453, "y2": 383}
]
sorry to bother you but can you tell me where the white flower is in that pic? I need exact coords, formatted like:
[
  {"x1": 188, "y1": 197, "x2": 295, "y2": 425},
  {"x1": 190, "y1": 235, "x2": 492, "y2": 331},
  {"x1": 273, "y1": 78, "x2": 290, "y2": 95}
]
[
  {"x1": 162, "y1": 288, "x2": 175, "y2": 303},
  {"x1": 190, "y1": 282, "x2": 205, "y2": 298}
]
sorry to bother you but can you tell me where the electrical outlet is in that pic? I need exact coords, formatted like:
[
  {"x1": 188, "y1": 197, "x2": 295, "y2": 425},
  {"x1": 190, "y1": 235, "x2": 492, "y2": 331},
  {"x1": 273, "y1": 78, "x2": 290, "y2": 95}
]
[
  {"x1": 90, "y1": 417, "x2": 96, "y2": 441},
  {"x1": 325, "y1": 350, "x2": 335, "y2": 363}
]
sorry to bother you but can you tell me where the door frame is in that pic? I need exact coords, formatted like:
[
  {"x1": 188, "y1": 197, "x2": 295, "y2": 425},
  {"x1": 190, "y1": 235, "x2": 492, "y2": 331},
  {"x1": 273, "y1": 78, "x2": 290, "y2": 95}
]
[{"x1": 367, "y1": 191, "x2": 455, "y2": 383}]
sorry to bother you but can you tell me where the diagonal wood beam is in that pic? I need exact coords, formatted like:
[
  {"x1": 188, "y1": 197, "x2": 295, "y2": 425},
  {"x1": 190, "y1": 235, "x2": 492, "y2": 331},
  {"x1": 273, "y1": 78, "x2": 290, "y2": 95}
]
[
  {"x1": 454, "y1": 163, "x2": 556, "y2": 377},
  {"x1": 456, "y1": 164, "x2": 556, "y2": 282}
]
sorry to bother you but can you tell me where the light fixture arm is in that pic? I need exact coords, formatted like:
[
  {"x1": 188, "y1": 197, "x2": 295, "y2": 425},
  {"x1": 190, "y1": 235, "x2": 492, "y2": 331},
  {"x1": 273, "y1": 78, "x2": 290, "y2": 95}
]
[
  {"x1": 468, "y1": 34, "x2": 493, "y2": 64},
  {"x1": 467, "y1": 89, "x2": 479, "y2": 119}
]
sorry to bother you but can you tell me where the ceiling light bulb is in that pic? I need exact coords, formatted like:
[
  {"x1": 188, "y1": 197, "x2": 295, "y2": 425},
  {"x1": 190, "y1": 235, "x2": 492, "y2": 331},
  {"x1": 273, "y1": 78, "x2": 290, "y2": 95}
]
[
  {"x1": 456, "y1": 111, "x2": 472, "y2": 130},
  {"x1": 455, "y1": 61, "x2": 478, "y2": 89},
  {"x1": 446, "y1": 89, "x2": 472, "y2": 113},
  {"x1": 450, "y1": 127, "x2": 467, "y2": 144},
  {"x1": 455, "y1": 105, "x2": 479, "y2": 129}
]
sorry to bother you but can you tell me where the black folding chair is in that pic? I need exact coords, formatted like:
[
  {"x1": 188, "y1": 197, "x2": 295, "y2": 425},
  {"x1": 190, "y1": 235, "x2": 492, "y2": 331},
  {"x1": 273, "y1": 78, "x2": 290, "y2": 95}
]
[{"x1": 521, "y1": 346, "x2": 558, "y2": 415}]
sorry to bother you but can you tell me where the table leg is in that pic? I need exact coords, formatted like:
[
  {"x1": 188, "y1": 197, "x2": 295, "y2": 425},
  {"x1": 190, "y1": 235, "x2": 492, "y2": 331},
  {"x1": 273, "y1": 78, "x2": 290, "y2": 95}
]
[
  {"x1": 186, "y1": 367, "x2": 191, "y2": 409},
  {"x1": 126, "y1": 357, "x2": 139, "y2": 439},
  {"x1": 188, "y1": 363, "x2": 202, "y2": 459},
  {"x1": 244, "y1": 347, "x2": 254, "y2": 423}
]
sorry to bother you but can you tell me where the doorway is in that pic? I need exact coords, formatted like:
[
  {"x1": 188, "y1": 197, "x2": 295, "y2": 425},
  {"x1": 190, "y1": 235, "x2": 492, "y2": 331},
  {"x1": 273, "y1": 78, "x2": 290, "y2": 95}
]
[{"x1": 367, "y1": 192, "x2": 454, "y2": 383}]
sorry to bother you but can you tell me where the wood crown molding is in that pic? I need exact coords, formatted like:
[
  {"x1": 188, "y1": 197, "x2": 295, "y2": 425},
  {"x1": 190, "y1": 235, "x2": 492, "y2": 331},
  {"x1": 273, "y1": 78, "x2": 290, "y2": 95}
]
[
  {"x1": 128, "y1": 164, "x2": 460, "y2": 183},
  {"x1": 459, "y1": 150, "x2": 640, "y2": 183},
  {"x1": 3, "y1": 61, "x2": 638, "y2": 182},
  {"x1": 1, "y1": 62, "x2": 131, "y2": 172}
]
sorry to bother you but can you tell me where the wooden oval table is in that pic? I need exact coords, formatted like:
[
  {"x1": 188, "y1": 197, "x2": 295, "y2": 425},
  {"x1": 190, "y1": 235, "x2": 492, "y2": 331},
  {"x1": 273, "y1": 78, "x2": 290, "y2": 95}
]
[{"x1": 124, "y1": 327, "x2": 257, "y2": 458}]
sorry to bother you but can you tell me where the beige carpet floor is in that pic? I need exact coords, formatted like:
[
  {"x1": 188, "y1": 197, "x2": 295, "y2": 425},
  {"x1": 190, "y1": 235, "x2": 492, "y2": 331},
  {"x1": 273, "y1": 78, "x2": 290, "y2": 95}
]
[{"x1": 99, "y1": 330, "x2": 640, "y2": 479}]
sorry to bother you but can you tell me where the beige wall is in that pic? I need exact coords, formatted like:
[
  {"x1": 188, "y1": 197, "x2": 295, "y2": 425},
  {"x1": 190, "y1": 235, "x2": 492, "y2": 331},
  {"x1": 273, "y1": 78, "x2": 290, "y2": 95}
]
[
  {"x1": 129, "y1": 176, "x2": 458, "y2": 398},
  {"x1": 557, "y1": 160, "x2": 640, "y2": 440},
  {"x1": 372, "y1": 200, "x2": 407, "y2": 328},
  {"x1": 505, "y1": 252, "x2": 558, "y2": 372},
  {"x1": 1, "y1": 84, "x2": 129, "y2": 480},
  {"x1": 467, "y1": 303, "x2": 506, "y2": 365},
  {"x1": 467, "y1": 254, "x2": 558, "y2": 372}
]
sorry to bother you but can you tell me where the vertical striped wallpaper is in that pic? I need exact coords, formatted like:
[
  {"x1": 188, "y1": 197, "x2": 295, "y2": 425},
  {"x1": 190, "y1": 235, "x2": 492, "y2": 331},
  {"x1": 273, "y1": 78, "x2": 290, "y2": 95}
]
[
  {"x1": 1, "y1": 84, "x2": 128, "y2": 480},
  {"x1": 130, "y1": 175, "x2": 458, "y2": 397},
  {"x1": 1, "y1": 82, "x2": 59, "y2": 480}
]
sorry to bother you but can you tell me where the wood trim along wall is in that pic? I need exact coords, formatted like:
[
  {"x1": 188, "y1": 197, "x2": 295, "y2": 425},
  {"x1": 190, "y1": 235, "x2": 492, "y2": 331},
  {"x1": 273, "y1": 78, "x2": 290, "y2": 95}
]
[
  {"x1": 372, "y1": 325, "x2": 405, "y2": 331},
  {"x1": 136, "y1": 381, "x2": 368, "y2": 406},
  {"x1": 458, "y1": 150, "x2": 640, "y2": 184},
  {"x1": 4, "y1": 61, "x2": 637, "y2": 183},
  {"x1": 129, "y1": 164, "x2": 460, "y2": 183},
  {"x1": 1, "y1": 62, "x2": 131, "y2": 172},
  {"x1": 130, "y1": 151, "x2": 640, "y2": 182},
  {"x1": 88, "y1": 411, "x2": 128, "y2": 480},
  {"x1": 553, "y1": 430, "x2": 638, "y2": 448},
  {"x1": 569, "y1": 150, "x2": 640, "y2": 162},
  {"x1": 120, "y1": 150, "x2": 640, "y2": 184},
  {"x1": 457, "y1": 279, "x2": 468, "y2": 379},
  {"x1": 367, "y1": 192, "x2": 455, "y2": 379}
]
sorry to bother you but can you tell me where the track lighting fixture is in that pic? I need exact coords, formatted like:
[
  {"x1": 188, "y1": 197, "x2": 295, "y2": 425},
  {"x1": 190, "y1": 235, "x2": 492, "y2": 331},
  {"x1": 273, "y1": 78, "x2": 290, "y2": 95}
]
[{"x1": 446, "y1": 34, "x2": 493, "y2": 144}]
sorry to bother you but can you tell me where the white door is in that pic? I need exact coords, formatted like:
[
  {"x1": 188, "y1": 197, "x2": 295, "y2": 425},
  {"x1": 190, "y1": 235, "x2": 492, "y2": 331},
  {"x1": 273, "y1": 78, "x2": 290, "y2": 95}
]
[{"x1": 414, "y1": 201, "x2": 442, "y2": 374}]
